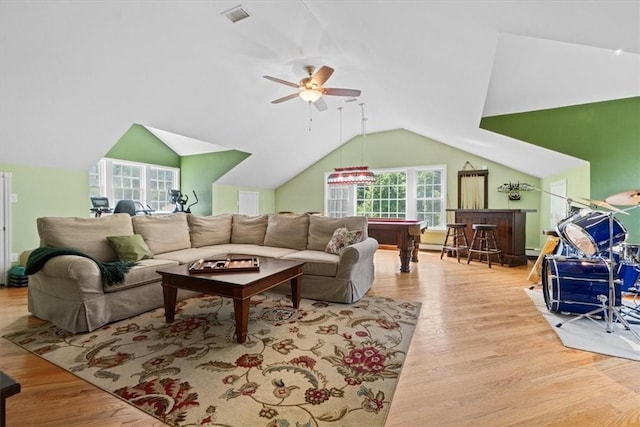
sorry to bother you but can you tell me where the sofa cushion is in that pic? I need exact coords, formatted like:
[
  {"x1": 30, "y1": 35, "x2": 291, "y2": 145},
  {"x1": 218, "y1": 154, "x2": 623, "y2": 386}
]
[
  {"x1": 154, "y1": 246, "x2": 230, "y2": 265},
  {"x1": 263, "y1": 214, "x2": 309, "y2": 250},
  {"x1": 225, "y1": 244, "x2": 298, "y2": 258},
  {"x1": 325, "y1": 226, "x2": 363, "y2": 255},
  {"x1": 188, "y1": 214, "x2": 232, "y2": 247},
  {"x1": 132, "y1": 213, "x2": 191, "y2": 255},
  {"x1": 281, "y1": 250, "x2": 339, "y2": 277},
  {"x1": 103, "y1": 258, "x2": 179, "y2": 293},
  {"x1": 307, "y1": 215, "x2": 368, "y2": 251},
  {"x1": 231, "y1": 214, "x2": 268, "y2": 245},
  {"x1": 107, "y1": 234, "x2": 154, "y2": 262},
  {"x1": 37, "y1": 214, "x2": 134, "y2": 262}
]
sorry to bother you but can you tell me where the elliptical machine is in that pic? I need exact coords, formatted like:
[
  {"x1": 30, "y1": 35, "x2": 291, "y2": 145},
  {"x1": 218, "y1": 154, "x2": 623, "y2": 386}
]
[{"x1": 169, "y1": 189, "x2": 199, "y2": 213}]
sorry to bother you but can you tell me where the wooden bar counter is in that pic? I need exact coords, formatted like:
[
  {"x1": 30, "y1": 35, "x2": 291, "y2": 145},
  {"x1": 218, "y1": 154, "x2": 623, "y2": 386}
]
[{"x1": 448, "y1": 209, "x2": 535, "y2": 267}]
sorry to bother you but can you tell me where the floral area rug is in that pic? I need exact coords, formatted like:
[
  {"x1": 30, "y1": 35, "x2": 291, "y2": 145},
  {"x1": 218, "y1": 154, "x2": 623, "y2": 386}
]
[{"x1": 4, "y1": 293, "x2": 421, "y2": 426}]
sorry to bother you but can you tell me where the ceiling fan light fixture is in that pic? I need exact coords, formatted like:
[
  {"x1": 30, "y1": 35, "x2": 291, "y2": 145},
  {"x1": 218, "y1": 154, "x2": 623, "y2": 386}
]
[
  {"x1": 264, "y1": 65, "x2": 360, "y2": 111},
  {"x1": 299, "y1": 89, "x2": 323, "y2": 103}
]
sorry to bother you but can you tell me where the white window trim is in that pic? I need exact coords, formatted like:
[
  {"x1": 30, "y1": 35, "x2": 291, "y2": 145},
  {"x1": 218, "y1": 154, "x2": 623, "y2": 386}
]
[
  {"x1": 415, "y1": 164, "x2": 447, "y2": 231},
  {"x1": 95, "y1": 158, "x2": 180, "y2": 214},
  {"x1": 324, "y1": 164, "x2": 447, "y2": 229}
]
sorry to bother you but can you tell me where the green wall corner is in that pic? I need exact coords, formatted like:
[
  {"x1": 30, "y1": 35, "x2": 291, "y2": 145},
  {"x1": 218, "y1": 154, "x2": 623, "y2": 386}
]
[
  {"x1": 0, "y1": 163, "x2": 89, "y2": 256},
  {"x1": 212, "y1": 184, "x2": 276, "y2": 215},
  {"x1": 275, "y1": 128, "x2": 542, "y2": 247},
  {"x1": 106, "y1": 124, "x2": 181, "y2": 168},
  {"x1": 106, "y1": 123, "x2": 251, "y2": 215},
  {"x1": 180, "y1": 150, "x2": 251, "y2": 215},
  {"x1": 480, "y1": 97, "x2": 640, "y2": 241}
]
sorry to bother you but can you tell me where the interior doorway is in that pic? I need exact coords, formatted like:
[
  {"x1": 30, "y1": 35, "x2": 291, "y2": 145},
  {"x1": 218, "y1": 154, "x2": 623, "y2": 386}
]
[
  {"x1": 238, "y1": 191, "x2": 259, "y2": 215},
  {"x1": 549, "y1": 179, "x2": 568, "y2": 228}
]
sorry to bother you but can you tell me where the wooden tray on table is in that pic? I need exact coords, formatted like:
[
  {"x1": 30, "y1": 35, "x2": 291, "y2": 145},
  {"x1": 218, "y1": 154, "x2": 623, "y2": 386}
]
[{"x1": 188, "y1": 257, "x2": 260, "y2": 274}]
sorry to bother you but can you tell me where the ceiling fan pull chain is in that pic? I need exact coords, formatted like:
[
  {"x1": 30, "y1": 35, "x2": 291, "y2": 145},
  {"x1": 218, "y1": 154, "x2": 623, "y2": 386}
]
[
  {"x1": 360, "y1": 102, "x2": 367, "y2": 137},
  {"x1": 338, "y1": 107, "x2": 344, "y2": 167},
  {"x1": 308, "y1": 101, "x2": 313, "y2": 131}
]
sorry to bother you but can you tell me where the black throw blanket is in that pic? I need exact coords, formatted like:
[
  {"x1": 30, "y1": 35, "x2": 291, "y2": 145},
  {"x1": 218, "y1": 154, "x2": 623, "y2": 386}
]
[{"x1": 25, "y1": 247, "x2": 137, "y2": 286}]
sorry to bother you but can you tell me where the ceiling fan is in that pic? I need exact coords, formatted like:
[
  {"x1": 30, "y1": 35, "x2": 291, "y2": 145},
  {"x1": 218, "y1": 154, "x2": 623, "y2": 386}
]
[{"x1": 263, "y1": 65, "x2": 361, "y2": 111}]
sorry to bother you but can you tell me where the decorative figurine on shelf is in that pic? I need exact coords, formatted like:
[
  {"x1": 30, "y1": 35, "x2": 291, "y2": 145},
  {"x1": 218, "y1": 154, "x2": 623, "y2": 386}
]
[
  {"x1": 497, "y1": 181, "x2": 535, "y2": 201},
  {"x1": 169, "y1": 189, "x2": 199, "y2": 213}
]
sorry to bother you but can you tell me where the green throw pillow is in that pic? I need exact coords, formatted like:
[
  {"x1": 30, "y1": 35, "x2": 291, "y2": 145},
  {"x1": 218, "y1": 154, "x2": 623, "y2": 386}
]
[{"x1": 107, "y1": 234, "x2": 153, "y2": 262}]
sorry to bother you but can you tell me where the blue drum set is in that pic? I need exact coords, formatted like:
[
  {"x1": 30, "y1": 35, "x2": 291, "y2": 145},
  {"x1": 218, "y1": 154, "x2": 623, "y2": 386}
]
[{"x1": 542, "y1": 189, "x2": 640, "y2": 337}]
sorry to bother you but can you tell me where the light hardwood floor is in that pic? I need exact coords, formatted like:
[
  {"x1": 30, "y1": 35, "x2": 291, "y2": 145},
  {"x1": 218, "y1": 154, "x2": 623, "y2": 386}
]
[{"x1": 1, "y1": 249, "x2": 639, "y2": 426}]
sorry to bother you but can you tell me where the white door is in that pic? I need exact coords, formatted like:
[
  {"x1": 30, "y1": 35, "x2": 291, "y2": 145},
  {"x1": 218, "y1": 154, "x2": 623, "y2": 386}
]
[
  {"x1": 550, "y1": 179, "x2": 568, "y2": 229},
  {"x1": 238, "y1": 191, "x2": 259, "y2": 215},
  {"x1": 0, "y1": 172, "x2": 12, "y2": 285}
]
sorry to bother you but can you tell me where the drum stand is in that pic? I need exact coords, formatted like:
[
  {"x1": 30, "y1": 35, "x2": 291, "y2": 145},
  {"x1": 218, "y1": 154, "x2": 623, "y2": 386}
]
[{"x1": 555, "y1": 211, "x2": 640, "y2": 343}]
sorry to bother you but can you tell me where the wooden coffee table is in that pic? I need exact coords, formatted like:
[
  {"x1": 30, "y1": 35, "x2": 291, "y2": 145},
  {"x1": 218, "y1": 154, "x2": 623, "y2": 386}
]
[{"x1": 157, "y1": 257, "x2": 304, "y2": 343}]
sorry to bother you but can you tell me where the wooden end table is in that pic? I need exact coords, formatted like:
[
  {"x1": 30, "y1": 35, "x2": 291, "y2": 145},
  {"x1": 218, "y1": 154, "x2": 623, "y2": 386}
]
[{"x1": 157, "y1": 257, "x2": 304, "y2": 343}]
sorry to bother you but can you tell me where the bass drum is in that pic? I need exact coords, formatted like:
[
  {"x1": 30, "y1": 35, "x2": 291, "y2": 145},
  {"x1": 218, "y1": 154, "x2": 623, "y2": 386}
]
[
  {"x1": 618, "y1": 262, "x2": 640, "y2": 291},
  {"x1": 542, "y1": 256, "x2": 621, "y2": 314}
]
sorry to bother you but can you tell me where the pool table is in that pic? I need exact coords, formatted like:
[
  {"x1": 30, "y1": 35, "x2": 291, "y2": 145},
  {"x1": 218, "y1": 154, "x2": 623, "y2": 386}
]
[{"x1": 367, "y1": 218, "x2": 428, "y2": 272}]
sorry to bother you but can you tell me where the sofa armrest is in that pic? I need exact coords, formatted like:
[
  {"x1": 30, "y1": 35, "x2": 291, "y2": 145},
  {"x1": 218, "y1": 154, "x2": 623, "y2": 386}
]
[
  {"x1": 28, "y1": 255, "x2": 105, "y2": 301},
  {"x1": 336, "y1": 237, "x2": 379, "y2": 278}
]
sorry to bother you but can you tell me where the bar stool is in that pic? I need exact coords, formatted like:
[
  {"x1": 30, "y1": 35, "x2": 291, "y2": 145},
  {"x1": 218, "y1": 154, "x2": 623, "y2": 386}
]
[
  {"x1": 440, "y1": 223, "x2": 469, "y2": 262},
  {"x1": 467, "y1": 224, "x2": 503, "y2": 268}
]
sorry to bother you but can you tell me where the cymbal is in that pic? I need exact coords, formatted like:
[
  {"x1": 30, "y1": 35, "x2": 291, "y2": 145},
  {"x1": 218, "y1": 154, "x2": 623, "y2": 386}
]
[
  {"x1": 578, "y1": 197, "x2": 628, "y2": 214},
  {"x1": 605, "y1": 189, "x2": 640, "y2": 206}
]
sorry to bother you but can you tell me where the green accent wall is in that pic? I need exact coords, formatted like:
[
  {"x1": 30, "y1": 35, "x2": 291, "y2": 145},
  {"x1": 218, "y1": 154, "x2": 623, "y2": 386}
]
[
  {"x1": 538, "y1": 165, "x2": 591, "y2": 250},
  {"x1": 1, "y1": 124, "x2": 251, "y2": 259},
  {"x1": 275, "y1": 128, "x2": 543, "y2": 247},
  {"x1": 0, "y1": 163, "x2": 89, "y2": 257},
  {"x1": 107, "y1": 123, "x2": 251, "y2": 215},
  {"x1": 180, "y1": 150, "x2": 251, "y2": 215},
  {"x1": 480, "y1": 97, "x2": 640, "y2": 242},
  {"x1": 106, "y1": 124, "x2": 180, "y2": 168},
  {"x1": 212, "y1": 185, "x2": 276, "y2": 215},
  {"x1": 7, "y1": 99, "x2": 636, "y2": 260}
]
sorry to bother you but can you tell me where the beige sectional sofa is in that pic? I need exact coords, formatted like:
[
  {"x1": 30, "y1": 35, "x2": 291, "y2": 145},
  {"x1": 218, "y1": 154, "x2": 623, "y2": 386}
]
[{"x1": 27, "y1": 213, "x2": 378, "y2": 333}]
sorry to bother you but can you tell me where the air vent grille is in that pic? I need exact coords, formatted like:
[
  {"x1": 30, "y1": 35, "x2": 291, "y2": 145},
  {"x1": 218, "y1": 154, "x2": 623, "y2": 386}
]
[{"x1": 222, "y1": 5, "x2": 251, "y2": 23}]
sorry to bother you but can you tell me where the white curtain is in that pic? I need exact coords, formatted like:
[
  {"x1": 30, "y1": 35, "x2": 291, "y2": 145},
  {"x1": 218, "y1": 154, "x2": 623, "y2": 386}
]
[{"x1": 460, "y1": 174, "x2": 485, "y2": 209}]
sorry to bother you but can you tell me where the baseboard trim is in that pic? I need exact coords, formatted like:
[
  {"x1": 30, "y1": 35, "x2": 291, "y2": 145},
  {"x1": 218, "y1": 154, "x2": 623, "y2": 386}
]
[
  {"x1": 420, "y1": 244, "x2": 540, "y2": 258},
  {"x1": 420, "y1": 244, "x2": 442, "y2": 251}
]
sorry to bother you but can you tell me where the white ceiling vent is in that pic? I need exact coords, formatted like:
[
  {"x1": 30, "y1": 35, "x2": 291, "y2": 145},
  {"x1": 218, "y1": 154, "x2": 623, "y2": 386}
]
[{"x1": 222, "y1": 5, "x2": 251, "y2": 23}]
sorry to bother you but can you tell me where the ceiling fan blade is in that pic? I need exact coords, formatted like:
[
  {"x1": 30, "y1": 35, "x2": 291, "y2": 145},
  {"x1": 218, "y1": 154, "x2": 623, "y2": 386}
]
[
  {"x1": 313, "y1": 97, "x2": 328, "y2": 112},
  {"x1": 323, "y1": 88, "x2": 362, "y2": 97},
  {"x1": 271, "y1": 93, "x2": 300, "y2": 104},
  {"x1": 263, "y1": 75, "x2": 299, "y2": 88},
  {"x1": 311, "y1": 66, "x2": 334, "y2": 87}
]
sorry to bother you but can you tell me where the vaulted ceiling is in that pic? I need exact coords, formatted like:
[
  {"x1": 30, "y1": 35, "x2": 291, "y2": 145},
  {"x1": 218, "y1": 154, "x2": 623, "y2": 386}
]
[{"x1": 1, "y1": 1, "x2": 638, "y2": 189}]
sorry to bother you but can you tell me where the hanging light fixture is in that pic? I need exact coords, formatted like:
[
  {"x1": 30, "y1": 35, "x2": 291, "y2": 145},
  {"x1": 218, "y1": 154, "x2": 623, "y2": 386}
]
[
  {"x1": 327, "y1": 104, "x2": 376, "y2": 185},
  {"x1": 327, "y1": 165, "x2": 376, "y2": 185}
]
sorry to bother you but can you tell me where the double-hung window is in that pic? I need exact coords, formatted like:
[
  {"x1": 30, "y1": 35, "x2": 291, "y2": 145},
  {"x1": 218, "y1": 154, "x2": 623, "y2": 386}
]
[
  {"x1": 325, "y1": 165, "x2": 446, "y2": 229},
  {"x1": 90, "y1": 158, "x2": 179, "y2": 213}
]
